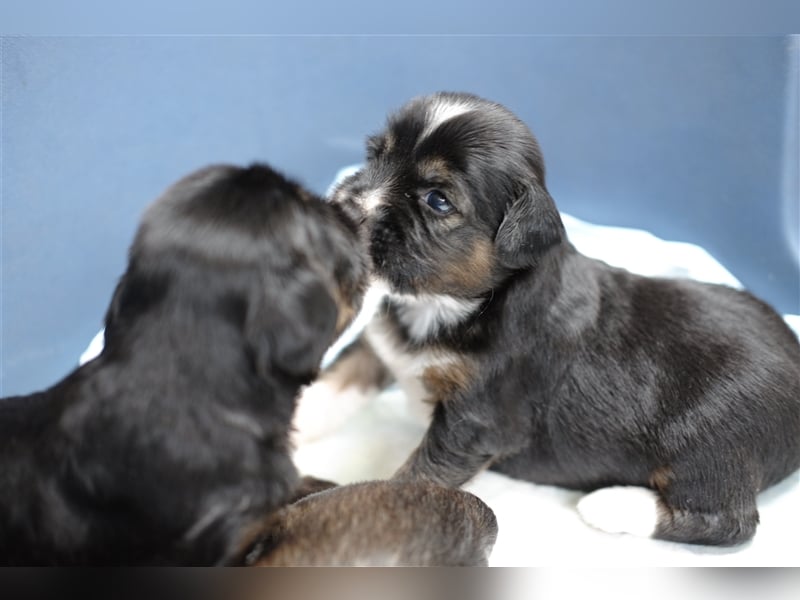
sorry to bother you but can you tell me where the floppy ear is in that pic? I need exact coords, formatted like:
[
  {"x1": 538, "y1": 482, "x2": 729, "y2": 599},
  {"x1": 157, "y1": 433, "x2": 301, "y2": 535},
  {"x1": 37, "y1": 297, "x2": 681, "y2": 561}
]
[
  {"x1": 494, "y1": 183, "x2": 564, "y2": 270},
  {"x1": 103, "y1": 277, "x2": 128, "y2": 335},
  {"x1": 245, "y1": 274, "x2": 339, "y2": 381},
  {"x1": 103, "y1": 266, "x2": 169, "y2": 345}
]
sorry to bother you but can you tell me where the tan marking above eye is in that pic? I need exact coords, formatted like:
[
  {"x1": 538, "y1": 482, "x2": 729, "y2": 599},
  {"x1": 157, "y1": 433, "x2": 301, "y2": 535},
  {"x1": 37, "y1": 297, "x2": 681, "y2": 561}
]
[{"x1": 418, "y1": 157, "x2": 453, "y2": 181}]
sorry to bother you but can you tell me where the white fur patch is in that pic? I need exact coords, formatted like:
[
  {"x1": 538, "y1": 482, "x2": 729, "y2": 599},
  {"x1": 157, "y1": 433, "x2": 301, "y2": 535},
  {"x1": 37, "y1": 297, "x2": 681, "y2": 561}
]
[
  {"x1": 391, "y1": 292, "x2": 482, "y2": 342},
  {"x1": 365, "y1": 315, "x2": 461, "y2": 424},
  {"x1": 361, "y1": 187, "x2": 384, "y2": 214},
  {"x1": 576, "y1": 486, "x2": 660, "y2": 538},
  {"x1": 79, "y1": 328, "x2": 106, "y2": 365},
  {"x1": 422, "y1": 99, "x2": 475, "y2": 139},
  {"x1": 356, "y1": 284, "x2": 480, "y2": 422},
  {"x1": 292, "y1": 379, "x2": 379, "y2": 445}
]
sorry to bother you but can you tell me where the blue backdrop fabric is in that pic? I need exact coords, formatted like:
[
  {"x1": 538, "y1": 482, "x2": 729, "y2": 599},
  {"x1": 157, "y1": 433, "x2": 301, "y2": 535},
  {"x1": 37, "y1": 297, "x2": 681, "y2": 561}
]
[{"x1": 2, "y1": 35, "x2": 798, "y2": 395}]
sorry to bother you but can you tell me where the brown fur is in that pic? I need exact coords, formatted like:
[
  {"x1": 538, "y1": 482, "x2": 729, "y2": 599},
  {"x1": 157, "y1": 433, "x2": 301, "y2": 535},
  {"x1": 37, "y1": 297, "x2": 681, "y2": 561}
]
[
  {"x1": 423, "y1": 360, "x2": 476, "y2": 400},
  {"x1": 324, "y1": 337, "x2": 393, "y2": 393},
  {"x1": 437, "y1": 238, "x2": 496, "y2": 293},
  {"x1": 250, "y1": 481, "x2": 497, "y2": 567},
  {"x1": 649, "y1": 466, "x2": 674, "y2": 493}
]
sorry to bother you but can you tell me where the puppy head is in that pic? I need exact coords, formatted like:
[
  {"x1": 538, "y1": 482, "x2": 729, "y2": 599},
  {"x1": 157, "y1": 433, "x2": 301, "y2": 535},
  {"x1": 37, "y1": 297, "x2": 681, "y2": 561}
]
[
  {"x1": 332, "y1": 92, "x2": 564, "y2": 296},
  {"x1": 105, "y1": 163, "x2": 367, "y2": 381}
]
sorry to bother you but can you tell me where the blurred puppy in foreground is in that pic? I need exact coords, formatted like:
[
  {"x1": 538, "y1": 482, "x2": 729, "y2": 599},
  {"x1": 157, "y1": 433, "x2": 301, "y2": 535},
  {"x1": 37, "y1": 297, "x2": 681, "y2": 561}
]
[
  {"x1": 321, "y1": 91, "x2": 800, "y2": 546},
  {"x1": 0, "y1": 163, "x2": 497, "y2": 565},
  {"x1": 250, "y1": 479, "x2": 497, "y2": 566}
]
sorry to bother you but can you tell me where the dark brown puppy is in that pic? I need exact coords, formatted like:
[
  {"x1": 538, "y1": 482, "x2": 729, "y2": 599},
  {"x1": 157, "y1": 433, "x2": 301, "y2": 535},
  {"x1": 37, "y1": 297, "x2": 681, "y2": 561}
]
[
  {"x1": 0, "y1": 163, "x2": 368, "y2": 565},
  {"x1": 326, "y1": 91, "x2": 800, "y2": 546},
  {"x1": 249, "y1": 479, "x2": 497, "y2": 566}
]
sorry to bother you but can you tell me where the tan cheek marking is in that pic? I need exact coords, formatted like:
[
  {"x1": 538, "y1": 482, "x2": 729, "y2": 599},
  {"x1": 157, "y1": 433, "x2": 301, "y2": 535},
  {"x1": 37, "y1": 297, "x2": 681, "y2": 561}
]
[
  {"x1": 438, "y1": 237, "x2": 496, "y2": 293},
  {"x1": 334, "y1": 302, "x2": 356, "y2": 336},
  {"x1": 330, "y1": 256, "x2": 367, "y2": 336},
  {"x1": 422, "y1": 359, "x2": 476, "y2": 401},
  {"x1": 306, "y1": 258, "x2": 360, "y2": 337},
  {"x1": 331, "y1": 285, "x2": 358, "y2": 335}
]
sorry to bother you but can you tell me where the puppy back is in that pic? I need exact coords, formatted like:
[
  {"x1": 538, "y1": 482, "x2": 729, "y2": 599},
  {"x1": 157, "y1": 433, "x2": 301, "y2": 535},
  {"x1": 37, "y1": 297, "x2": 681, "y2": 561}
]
[{"x1": 251, "y1": 480, "x2": 498, "y2": 566}]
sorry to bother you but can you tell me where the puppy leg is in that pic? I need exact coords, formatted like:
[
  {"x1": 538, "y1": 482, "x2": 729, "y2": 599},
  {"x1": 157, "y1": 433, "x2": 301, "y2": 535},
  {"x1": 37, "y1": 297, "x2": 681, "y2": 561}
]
[
  {"x1": 393, "y1": 403, "x2": 499, "y2": 487},
  {"x1": 578, "y1": 459, "x2": 760, "y2": 546},
  {"x1": 652, "y1": 457, "x2": 760, "y2": 546},
  {"x1": 292, "y1": 336, "x2": 392, "y2": 444}
]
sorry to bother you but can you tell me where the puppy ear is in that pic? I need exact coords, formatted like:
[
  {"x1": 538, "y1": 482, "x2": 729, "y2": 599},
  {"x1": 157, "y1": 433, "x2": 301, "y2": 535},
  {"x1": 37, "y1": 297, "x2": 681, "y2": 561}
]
[
  {"x1": 103, "y1": 277, "x2": 127, "y2": 335},
  {"x1": 245, "y1": 274, "x2": 339, "y2": 381},
  {"x1": 494, "y1": 183, "x2": 563, "y2": 270},
  {"x1": 103, "y1": 266, "x2": 169, "y2": 344}
]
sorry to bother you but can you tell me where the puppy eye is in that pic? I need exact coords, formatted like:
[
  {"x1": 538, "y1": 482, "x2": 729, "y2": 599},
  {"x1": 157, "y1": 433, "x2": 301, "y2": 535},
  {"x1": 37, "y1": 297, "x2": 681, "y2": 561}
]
[{"x1": 423, "y1": 190, "x2": 455, "y2": 216}]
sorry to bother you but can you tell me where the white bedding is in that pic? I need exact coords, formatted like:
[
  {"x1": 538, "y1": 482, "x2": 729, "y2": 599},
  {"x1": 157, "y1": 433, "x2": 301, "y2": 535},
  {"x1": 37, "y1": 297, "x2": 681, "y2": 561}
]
[{"x1": 80, "y1": 169, "x2": 800, "y2": 567}]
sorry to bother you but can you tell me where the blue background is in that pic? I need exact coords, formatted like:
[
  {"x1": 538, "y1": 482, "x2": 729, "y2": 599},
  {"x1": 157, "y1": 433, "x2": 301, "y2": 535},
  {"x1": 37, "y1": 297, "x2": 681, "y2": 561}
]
[
  {"x1": 2, "y1": 34, "x2": 799, "y2": 396},
  {"x1": 2, "y1": 1, "x2": 800, "y2": 35}
]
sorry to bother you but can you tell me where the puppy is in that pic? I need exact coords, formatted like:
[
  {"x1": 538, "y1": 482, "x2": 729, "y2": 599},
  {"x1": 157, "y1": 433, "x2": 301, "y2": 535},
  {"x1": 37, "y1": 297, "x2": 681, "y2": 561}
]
[
  {"x1": 249, "y1": 479, "x2": 497, "y2": 566},
  {"x1": 0, "y1": 163, "x2": 367, "y2": 565},
  {"x1": 322, "y1": 91, "x2": 800, "y2": 546},
  {"x1": 1, "y1": 162, "x2": 499, "y2": 566}
]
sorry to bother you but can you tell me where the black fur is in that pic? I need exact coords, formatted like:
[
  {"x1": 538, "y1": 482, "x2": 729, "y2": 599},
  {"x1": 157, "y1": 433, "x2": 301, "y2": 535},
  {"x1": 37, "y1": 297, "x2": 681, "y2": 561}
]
[
  {"x1": 0, "y1": 163, "x2": 368, "y2": 565},
  {"x1": 330, "y1": 91, "x2": 800, "y2": 546}
]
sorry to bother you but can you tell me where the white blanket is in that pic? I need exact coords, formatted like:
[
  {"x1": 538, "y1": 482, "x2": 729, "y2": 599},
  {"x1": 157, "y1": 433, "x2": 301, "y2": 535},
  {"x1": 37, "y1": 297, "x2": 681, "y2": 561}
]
[{"x1": 81, "y1": 170, "x2": 800, "y2": 567}]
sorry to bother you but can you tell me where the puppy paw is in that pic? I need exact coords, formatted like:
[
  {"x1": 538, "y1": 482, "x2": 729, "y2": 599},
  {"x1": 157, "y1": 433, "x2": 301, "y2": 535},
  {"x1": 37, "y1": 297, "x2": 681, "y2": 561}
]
[{"x1": 577, "y1": 486, "x2": 659, "y2": 538}]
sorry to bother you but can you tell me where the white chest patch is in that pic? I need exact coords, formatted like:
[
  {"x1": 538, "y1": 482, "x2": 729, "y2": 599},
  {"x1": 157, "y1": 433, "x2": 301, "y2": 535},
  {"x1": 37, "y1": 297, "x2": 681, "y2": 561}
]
[
  {"x1": 391, "y1": 292, "x2": 482, "y2": 342},
  {"x1": 364, "y1": 289, "x2": 479, "y2": 422},
  {"x1": 365, "y1": 318, "x2": 458, "y2": 422}
]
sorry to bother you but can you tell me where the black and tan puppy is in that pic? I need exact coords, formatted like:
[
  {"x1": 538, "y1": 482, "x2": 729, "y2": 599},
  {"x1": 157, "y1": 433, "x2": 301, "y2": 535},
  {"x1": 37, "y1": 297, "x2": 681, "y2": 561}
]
[
  {"x1": 321, "y1": 91, "x2": 800, "y2": 546},
  {"x1": 0, "y1": 162, "x2": 497, "y2": 565},
  {"x1": 0, "y1": 163, "x2": 368, "y2": 564}
]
